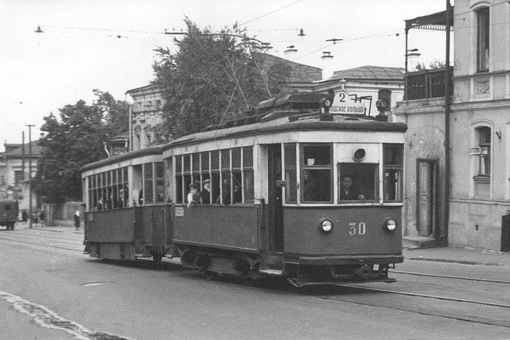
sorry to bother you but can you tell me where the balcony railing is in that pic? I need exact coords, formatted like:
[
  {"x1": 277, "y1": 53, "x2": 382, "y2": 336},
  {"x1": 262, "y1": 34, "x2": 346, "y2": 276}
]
[{"x1": 405, "y1": 67, "x2": 453, "y2": 100}]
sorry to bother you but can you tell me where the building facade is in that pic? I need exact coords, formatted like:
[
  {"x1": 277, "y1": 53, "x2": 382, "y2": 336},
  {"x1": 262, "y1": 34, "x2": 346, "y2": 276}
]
[
  {"x1": 0, "y1": 141, "x2": 41, "y2": 212},
  {"x1": 395, "y1": 0, "x2": 510, "y2": 251},
  {"x1": 126, "y1": 85, "x2": 166, "y2": 152},
  {"x1": 449, "y1": 0, "x2": 510, "y2": 250}
]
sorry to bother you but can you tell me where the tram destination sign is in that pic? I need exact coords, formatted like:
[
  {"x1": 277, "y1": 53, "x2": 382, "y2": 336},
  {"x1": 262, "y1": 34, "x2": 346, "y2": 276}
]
[{"x1": 329, "y1": 90, "x2": 366, "y2": 115}]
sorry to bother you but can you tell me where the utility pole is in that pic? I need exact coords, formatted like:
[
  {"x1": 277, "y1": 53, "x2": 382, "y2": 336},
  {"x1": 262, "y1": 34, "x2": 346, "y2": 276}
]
[{"x1": 27, "y1": 124, "x2": 34, "y2": 228}]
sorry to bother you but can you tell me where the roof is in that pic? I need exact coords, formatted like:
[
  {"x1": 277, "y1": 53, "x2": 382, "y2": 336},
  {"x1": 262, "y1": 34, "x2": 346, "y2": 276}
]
[
  {"x1": 254, "y1": 53, "x2": 322, "y2": 83},
  {"x1": 329, "y1": 65, "x2": 404, "y2": 82},
  {"x1": 405, "y1": 9, "x2": 454, "y2": 31},
  {"x1": 3, "y1": 141, "x2": 42, "y2": 158}
]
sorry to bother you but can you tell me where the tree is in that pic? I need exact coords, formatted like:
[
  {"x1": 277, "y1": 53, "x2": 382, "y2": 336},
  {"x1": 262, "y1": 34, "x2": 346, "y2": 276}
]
[
  {"x1": 152, "y1": 19, "x2": 291, "y2": 141},
  {"x1": 33, "y1": 90, "x2": 129, "y2": 203},
  {"x1": 414, "y1": 59, "x2": 446, "y2": 71}
]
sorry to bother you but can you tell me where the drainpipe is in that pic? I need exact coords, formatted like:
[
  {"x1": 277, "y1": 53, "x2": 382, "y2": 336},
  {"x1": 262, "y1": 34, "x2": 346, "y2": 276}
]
[{"x1": 443, "y1": 0, "x2": 452, "y2": 242}]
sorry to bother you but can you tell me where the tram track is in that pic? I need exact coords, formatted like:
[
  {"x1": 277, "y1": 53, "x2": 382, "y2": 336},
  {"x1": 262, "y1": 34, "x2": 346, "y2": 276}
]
[
  {"x1": 0, "y1": 232, "x2": 84, "y2": 253},
  {"x1": 393, "y1": 269, "x2": 510, "y2": 285},
  {"x1": 319, "y1": 287, "x2": 510, "y2": 329},
  {"x1": 320, "y1": 273, "x2": 510, "y2": 329}
]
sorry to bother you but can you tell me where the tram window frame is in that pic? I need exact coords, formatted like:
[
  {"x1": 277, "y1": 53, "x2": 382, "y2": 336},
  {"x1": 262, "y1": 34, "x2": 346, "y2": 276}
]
[
  {"x1": 383, "y1": 144, "x2": 404, "y2": 202},
  {"x1": 284, "y1": 144, "x2": 297, "y2": 203},
  {"x1": 243, "y1": 147, "x2": 254, "y2": 204},
  {"x1": 232, "y1": 148, "x2": 242, "y2": 204},
  {"x1": 301, "y1": 144, "x2": 332, "y2": 203},
  {"x1": 144, "y1": 163, "x2": 154, "y2": 204},
  {"x1": 175, "y1": 155, "x2": 183, "y2": 203},
  {"x1": 156, "y1": 162, "x2": 165, "y2": 203}
]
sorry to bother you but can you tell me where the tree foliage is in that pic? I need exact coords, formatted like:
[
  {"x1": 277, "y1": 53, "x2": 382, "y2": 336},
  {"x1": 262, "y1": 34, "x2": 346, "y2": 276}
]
[
  {"x1": 33, "y1": 90, "x2": 129, "y2": 203},
  {"x1": 414, "y1": 59, "x2": 446, "y2": 71},
  {"x1": 152, "y1": 19, "x2": 292, "y2": 141}
]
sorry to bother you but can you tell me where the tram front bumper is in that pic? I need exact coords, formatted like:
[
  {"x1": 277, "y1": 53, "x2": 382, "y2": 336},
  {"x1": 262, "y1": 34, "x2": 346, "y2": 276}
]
[{"x1": 290, "y1": 254, "x2": 404, "y2": 266}]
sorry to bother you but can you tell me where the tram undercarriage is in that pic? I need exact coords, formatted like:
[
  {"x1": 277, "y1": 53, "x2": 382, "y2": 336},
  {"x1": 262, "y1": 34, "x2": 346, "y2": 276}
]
[{"x1": 175, "y1": 245, "x2": 400, "y2": 287}]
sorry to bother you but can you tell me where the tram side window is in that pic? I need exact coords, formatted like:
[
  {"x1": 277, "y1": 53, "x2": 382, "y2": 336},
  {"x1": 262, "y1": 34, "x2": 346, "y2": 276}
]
[
  {"x1": 301, "y1": 144, "x2": 332, "y2": 202},
  {"x1": 156, "y1": 162, "x2": 164, "y2": 203},
  {"x1": 144, "y1": 163, "x2": 154, "y2": 204},
  {"x1": 383, "y1": 145, "x2": 403, "y2": 202},
  {"x1": 338, "y1": 163, "x2": 378, "y2": 201},
  {"x1": 175, "y1": 155, "x2": 183, "y2": 203},
  {"x1": 243, "y1": 146, "x2": 254, "y2": 204}
]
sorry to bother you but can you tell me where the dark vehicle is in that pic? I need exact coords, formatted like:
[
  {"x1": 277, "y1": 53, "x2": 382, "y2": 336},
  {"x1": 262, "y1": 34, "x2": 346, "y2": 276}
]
[
  {"x1": 0, "y1": 199, "x2": 19, "y2": 230},
  {"x1": 82, "y1": 93, "x2": 406, "y2": 286}
]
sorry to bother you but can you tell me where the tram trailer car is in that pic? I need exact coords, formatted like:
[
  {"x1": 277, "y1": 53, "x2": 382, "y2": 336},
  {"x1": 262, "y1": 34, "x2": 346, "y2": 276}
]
[
  {"x1": 0, "y1": 199, "x2": 18, "y2": 230},
  {"x1": 163, "y1": 93, "x2": 407, "y2": 286},
  {"x1": 81, "y1": 146, "x2": 171, "y2": 262}
]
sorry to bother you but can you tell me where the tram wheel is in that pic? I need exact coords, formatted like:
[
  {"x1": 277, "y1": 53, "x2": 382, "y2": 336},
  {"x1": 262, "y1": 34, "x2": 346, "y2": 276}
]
[
  {"x1": 153, "y1": 254, "x2": 163, "y2": 263},
  {"x1": 204, "y1": 270, "x2": 217, "y2": 281}
]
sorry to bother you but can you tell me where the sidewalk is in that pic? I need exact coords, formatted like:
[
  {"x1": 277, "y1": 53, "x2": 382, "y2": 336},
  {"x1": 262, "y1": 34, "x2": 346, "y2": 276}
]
[
  {"x1": 13, "y1": 221, "x2": 83, "y2": 234},
  {"x1": 403, "y1": 246, "x2": 510, "y2": 267}
]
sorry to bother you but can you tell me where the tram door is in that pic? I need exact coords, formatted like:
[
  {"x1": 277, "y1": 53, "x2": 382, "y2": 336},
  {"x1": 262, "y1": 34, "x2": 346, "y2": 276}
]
[
  {"x1": 268, "y1": 144, "x2": 284, "y2": 252},
  {"x1": 417, "y1": 159, "x2": 437, "y2": 237}
]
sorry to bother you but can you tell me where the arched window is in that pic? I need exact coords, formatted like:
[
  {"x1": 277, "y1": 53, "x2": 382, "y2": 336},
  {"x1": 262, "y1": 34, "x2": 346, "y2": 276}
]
[{"x1": 472, "y1": 126, "x2": 491, "y2": 177}]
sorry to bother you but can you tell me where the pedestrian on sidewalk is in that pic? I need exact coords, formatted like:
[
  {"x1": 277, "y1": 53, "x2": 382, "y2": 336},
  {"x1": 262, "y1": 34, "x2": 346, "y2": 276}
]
[
  {"x1": 74, "y1": 211, "x2": 80, "y2": 230},
  {"x1": 21, "y1": 210, "x2": 27, "y2": 224},
  {"x1": 39, "y1": 211, "x2": 45, "y2": 227},
  {"x1": 32, "y1": 212, "x2": 38, "y2": 227}
]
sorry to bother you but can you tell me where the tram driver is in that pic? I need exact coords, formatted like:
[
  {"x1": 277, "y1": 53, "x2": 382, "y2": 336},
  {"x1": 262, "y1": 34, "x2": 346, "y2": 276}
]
[{"x1": 340, "y1": 175, "x2": 365, "y2": 200}]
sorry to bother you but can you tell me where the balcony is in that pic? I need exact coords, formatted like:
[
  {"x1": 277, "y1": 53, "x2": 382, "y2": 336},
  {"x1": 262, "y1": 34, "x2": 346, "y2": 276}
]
[{"x1": 405, "y1": 67, "x2": 453, "y2": 100}]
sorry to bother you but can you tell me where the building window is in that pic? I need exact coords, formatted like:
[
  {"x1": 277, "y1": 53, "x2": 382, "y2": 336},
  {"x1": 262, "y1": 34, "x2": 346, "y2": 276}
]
[
  {"x1": 477, "y1": 7, "x2": 490, "y2": 72},
  {"x1": 14, "y1": 171, "x2": 24, "y2": 185},
  {"x1": 476, "y1": 126, "x2": 491, "y2": 176}
]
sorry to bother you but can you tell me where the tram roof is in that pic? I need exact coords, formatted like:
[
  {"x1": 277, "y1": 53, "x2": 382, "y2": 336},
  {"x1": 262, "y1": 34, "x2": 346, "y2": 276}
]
[
  {"x1": 162, "y1": 113, "x2": 407, "y2": 150},
  {"x1": 80, "y1": 145, "x2": 162, "y2": 173}
]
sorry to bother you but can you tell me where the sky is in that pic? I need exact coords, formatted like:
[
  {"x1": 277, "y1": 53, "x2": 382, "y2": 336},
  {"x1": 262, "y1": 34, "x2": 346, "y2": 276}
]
[{"x1": 0, "y1": 0, "x2": 450, "y2": 151}]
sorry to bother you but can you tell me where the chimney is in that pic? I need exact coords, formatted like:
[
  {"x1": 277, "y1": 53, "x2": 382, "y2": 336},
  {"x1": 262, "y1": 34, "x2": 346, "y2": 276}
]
[{"x1": 321, "y1": 51, "x2": 334, "y2": 80}]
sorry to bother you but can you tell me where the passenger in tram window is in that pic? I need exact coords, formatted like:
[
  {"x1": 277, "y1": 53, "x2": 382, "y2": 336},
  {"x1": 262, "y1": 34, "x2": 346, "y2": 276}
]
[
  {"x1": 138, "y1": 190, "x2": 144, "y2": 206},
  {"x1": 96, "y1": 195, "x2": 104, "y2": 210},
  {"x1": 233, "y1": 183, "x2": 242, "y2": 204},
  {"x1": 215, "y1": 179, "x2": 231, "y2": 205},
  {"x1": 340, "y1": 175, "x2": 365, "y2": 200},
  {"x1": 303, "y1": 170, "x2": 320, "y2": 201},
  {"x1": 200, "y1": 179, "x2": 211, "y2": 204},
  {"x1": 105, "y1": 192, "x2": 113, "y2": 210},
  {"x1": 187, "y1": 183, "x2": 200, "y2": 208}
]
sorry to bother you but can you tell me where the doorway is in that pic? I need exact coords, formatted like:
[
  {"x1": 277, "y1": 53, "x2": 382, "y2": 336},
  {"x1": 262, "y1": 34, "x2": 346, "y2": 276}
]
[
  {"x1": 416, "y1": 159, "x2": 438, "y2": 237},
  {"x1": 268, "y1": 144, "x2": 284, "y2": 252}
]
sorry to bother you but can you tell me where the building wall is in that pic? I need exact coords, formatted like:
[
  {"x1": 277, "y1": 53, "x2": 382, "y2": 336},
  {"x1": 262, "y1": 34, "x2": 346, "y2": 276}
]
[
  {"x1": 449, "y1": 0, "x2": 510, "y2": 250},
  {"x1": 393, "y1": 98, "x2": 447, "y2": 240},
  {"x1": 127, "y1": 86, "x2": 166, "y2": 151}
]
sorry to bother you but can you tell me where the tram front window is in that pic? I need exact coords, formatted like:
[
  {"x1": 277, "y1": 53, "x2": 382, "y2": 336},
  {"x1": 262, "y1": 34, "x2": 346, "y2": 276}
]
[{"x1": 338, "y1": 163, "x2": 378, "y2": 201}]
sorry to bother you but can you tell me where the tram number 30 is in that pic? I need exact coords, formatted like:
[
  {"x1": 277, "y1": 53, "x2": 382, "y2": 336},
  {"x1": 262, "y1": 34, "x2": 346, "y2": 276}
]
[{"x1": 349, "y1": 222, "x2": 367, "y2": 236}]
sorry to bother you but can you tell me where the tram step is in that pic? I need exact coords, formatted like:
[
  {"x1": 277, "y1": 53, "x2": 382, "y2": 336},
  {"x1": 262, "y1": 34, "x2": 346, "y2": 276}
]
[{"x1": 259, "y1": 269, "x2": 283, "y2": 276}]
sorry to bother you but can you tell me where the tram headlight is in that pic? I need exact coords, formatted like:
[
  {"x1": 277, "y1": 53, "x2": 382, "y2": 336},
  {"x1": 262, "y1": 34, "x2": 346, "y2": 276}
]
[
  {"x1": 383, "y1": 218, "x2": 398, "y2": 232},
  {"x1": 318, "y1": 219, "x2": 333, "y2": 233}
]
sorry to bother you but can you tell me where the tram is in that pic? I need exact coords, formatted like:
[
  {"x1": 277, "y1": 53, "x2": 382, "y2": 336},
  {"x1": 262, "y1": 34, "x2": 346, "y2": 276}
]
[
  {"x1": 81, "y1": 146, "x2": 169, "y2": 261},
  {"x1": 82, "y1": 92, "x2": 407, "y2": 286}
]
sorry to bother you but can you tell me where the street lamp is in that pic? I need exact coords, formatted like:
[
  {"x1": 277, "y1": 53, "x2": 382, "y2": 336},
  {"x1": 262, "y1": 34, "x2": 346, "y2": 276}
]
[{"x1": 27, "y1": 124, "x2": 34, "y2": 228}]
